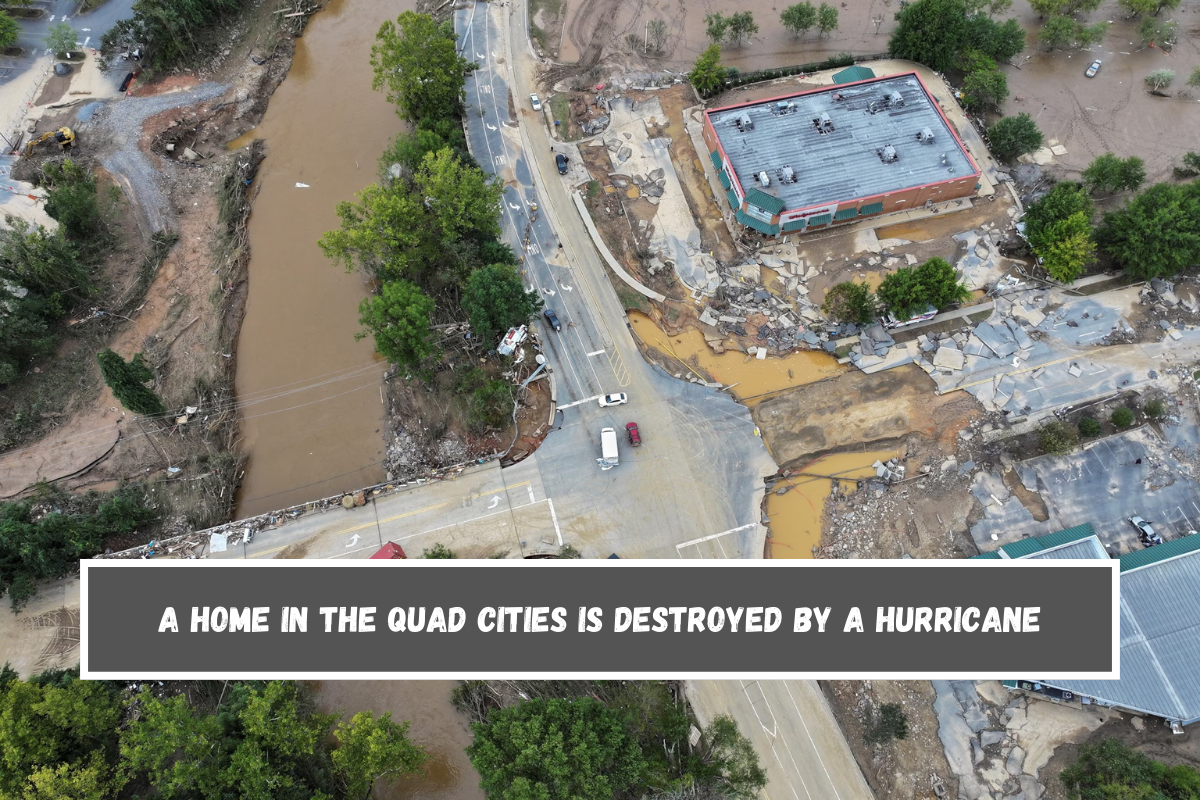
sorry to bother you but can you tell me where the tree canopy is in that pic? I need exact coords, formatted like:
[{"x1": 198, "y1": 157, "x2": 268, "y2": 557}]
[
  {"x1": 781, "y1": 3, "x2": 818, "y2": 37},
  {"x1": 98, "y1": 0, "x2": 243, "y2": 74},
  {"x1": 1037, "y1": 212, "x2": 1095, "y2": 283},
  {"x1": 987, "y1": 113, "x2": 1043, "y2": 161},
  {"x1": 821, "y1": 281, "x2": 877, "y2": 325},
  {"x1": 688, "y1": 45, "x2": 726, "y2": 95},
  {"x1": 1097, "y1": 181, "x2": 1200, "y2": 281},
  {"x1": 45, "y1": 22, "x2": 79, "y2": 57},
  {"x1": 355, "y1": 280, "x2": 437, "y2": 374},
  {"x1": 97, "y1": 349, "x2": 166, "y2": 416},
  {"x1": 877, "y1": 258, "x2": 969, "y2": 319},
  {"x1": 888, "y1": 0, "x2": 1024, "y2": 70},
  {"x1": 462, "y1": 263, "x2": 543, "y2": 347},
  {"x1": 370, "y1": 12, "x2": 475, "y2": 124},
  {"x1": 1081, "y1": 153, "x2": 1146, "y2": 195},
  {"x1": 1060, "y1": 739, "x2": 1200, "y2": 800},
  {"x1": 0, "y1": 12, "x2": 18, "y2": 50}
]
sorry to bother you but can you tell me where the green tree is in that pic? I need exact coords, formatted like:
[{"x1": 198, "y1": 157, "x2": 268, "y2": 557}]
[
  {"x1": 877, "y1": 268, "x2": 927, "y2": 320},
  {"x1": 332, "y1": 711, "x2": 429, "y2": 800},
  {"x1": 320, "y1": 182, "x2": 425, "y2": 281},
  {"x1": 1144, "y1": 398, "x2": 1167, "y2": 418},
  {"x1": 0, "y1": 12, "x2": 19, "y2": 51},
  {"x1": 1098, "y1": 182, "x2": 1200, "y2": 280},
  {"x1": 0, "y1": 283, "x2": 59, "y2": 385},
  {"x1": 42, "y1": 160, "x2": 104, "y2": 243},
  {"x1": 1028, "y1": 0, "x2": 1063, "y2": 17},
  {"x1": 965, "y1": 15, "x2": 1026, "y2": 61},
  {"x1": 370, "y1": 11, "x2": 474, "y2": 125},
  {"x1": 864, "y1": 703, "x2": 909, "y2": 744},
  {"x1": 915, "y1": 257, "x2": 970, "y2": 310},
  {"x1": 704, "y1": 12, "x2": 730, "y2": 44},
  {"x1": 1038, "y1": 212, "x2": 1095, "y2": 283},
  {"x1": 726, "y1": 12, "x2": 758, "y2": 46},
  {"x1": 888, "y1": 0, "x2": 970, "y2": 72},
  {"x1": 1039, "y1": 15, "x2": 1077, "y2": 48},
  {"x1": 1024, "y1": 182, "x2": 1095, "y2": 249},
  {"x1": 413, "y1": 148, "x2": 503, "y2": 249},
  {"x1": 1060, "y1": 739, "x2": 1200, "y2": 800},
  {"x1": 463, "y1": 263, "x2": 543, "y2": 346},
  {"x1": 1082, "y1": 153, "x2": 1146, "y2": 195},
  {"x1": 1039, "y1": 420, "x2": 1078, "y2": 454},
  {"x1": 821, "y1": 281, "x2": 877, "y2": 324},
  {"x1": 1189, "y1": 66, "x2": 1200, "y2": 90},
  {"x1": 987, "y1": 113, "x2": 1043, "y2": 161},
  {"x1": 0, "y1": 217, "x2": 90, "y2": 302},
  {"x1": 97, "y1": 0, "x2": 242, "y2": 73},
  {"x1": 1145, "y1": 68, "x2": 1174, "y2": 90},
  {"x1": 781, "y1": 2, "x2": 818, "y2": 37},
  {"x1": 466, "y1": 697, "x2": 648, "y2": 800},
  {"x1": 1111, "y1": 407, "x2": 1135, "y2": 428},
  {"x1": 1078, "y1": 417, "x2": 1101, "y2": 437},
  {"x1": 422, "y1": 543, "x2": 457, "y2": 558},
  {"x1": 962, "y1": 65, "x2": 1008, "y2": 111},
  {"x1": 1136, "y1": 16, "x2": 1177, "y2": 47},
  {"x1": 356, "y1": 280, "x2": 436, "y2": 374},
  {"x1": 816, "y1": 3, "x2": 839, "y2": 35},
  {"x1": 1175, "y1": 151, "x2": 1200, "y2": 179},
  {"x1": 468, "y1": 379, "x2": 515, "y2": 432},
  {"x1": 688, "y1": 44, "x2": 726, "y2": 95},
  {"x1": 697, "y1": 715, "x2": 768, "y2": 800},
  {"x1": 96, "y1": 349, "x2": 165, "y2": 416},
  {"x1": 45, "y1": 22, "x2": 78, "y2": 58},
  {"x1": 1118, "y1": 0, "x2": 1157, "y2": 13}
]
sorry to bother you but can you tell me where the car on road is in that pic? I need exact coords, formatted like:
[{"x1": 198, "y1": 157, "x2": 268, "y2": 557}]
[
  {"x1": 598, "y1": 392, "x2": 627, "y2": 407},
  {"x1": 625, "y1": 422, "x2": 641, "y2": 446},
  {"x1": 1129, "y1": 515, "x2": 1162, "y2": 545},
  {"x1": 555, "y1": 153, "x2": 569, "y2": 174},
  {"x1": 1086, "y1": 60, "x2": 1102, "y2": 78},
  {"x1": 543, "y1": 308, "x2": 561, "y2": 331},
  {"x1": 530, "y1": 93, "x2": 542, "y2": 111}
]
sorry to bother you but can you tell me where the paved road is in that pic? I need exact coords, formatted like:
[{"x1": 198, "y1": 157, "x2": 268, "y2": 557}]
[
  {"x1": 688, "y1": 681, "x2": 876, "y2": 800},
  {"x1": 2, "y1": 0, "x2": 134, "y2": 92}
]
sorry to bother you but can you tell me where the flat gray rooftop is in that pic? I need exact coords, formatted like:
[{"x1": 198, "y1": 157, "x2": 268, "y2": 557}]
[{"x1": 709, "y1": 74, "x2": 977, "y2": 213}]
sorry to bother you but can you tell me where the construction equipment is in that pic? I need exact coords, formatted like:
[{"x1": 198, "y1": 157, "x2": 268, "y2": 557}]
[{"x1": 24, "y1": 127, "x2": 75, "y2": 157}]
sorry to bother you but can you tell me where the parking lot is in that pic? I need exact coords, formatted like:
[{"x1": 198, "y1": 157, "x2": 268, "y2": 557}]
[{"x1": 974, "y1": 426, "x2": 1200, "y2": 556}]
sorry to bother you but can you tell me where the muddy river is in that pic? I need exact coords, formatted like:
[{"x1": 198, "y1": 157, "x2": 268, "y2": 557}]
[
  {"x1": 232, "y1": 0, "x2": 413, "y2": 517},
  {"x1": 312, "y1": 681, "x2": 483, "y2": 800}
]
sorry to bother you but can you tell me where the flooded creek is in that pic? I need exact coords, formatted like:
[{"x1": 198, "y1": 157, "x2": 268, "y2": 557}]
[
  {"x1": 627, "y1": 312, "x2": 845, "y2": 401},
  {"x1": 312, "y1": 681, "x2": 482, "y2": 800},
  {"x1": 232, "y1": 0, "x2": 411, "y2": 517},
  {"x1": 765, "y1": 449, "x2": 900, "y2": 558}
]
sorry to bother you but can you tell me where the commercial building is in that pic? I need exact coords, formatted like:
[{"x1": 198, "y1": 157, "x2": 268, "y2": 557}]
[
  {"x1": 974, "y1": 525, "x2": 1200, "y2": 729},
  {"x1": 703, "y1": 71, "x2": 981, "y2": 236}
]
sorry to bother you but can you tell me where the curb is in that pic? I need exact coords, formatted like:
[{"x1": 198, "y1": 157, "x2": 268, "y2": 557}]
[{"x1": 570, "y1": 190, "x2": 666, "y2": 303}]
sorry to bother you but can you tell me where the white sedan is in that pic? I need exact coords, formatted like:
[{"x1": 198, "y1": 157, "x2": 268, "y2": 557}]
[
  {"x1": 530, "y1": 93, "x2": 542, "y2": 111},
  {"x1": 598, "y1": 393, "x2": 628, "y2": 407}
]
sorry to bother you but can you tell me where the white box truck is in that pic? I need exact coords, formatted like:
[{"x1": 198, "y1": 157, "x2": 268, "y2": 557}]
[{"x1": 599, "y1": 427, "x2": 619, "y2": 469}]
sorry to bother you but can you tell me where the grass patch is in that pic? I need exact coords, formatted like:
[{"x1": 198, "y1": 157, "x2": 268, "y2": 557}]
[
  {"x1": 586, "y1": 179, "x2": 600, "y2": 199},
  {"x1": 528, "y1": 0, "x2": 561, "y2": 54},
  {"x1": 666, "y1": 305, "x2": 681, "y2": 325},
  {"x1": 548, "y1": 93, "x2": 578, "y2": 140},
  {"x1": 615, "y1": 284, "x2": 650, "y2": 314}
]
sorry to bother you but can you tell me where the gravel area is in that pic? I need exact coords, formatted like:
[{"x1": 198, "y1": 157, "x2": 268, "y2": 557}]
[{"x1": 90, "y1": 83, "x2": 229, "y2": 232}]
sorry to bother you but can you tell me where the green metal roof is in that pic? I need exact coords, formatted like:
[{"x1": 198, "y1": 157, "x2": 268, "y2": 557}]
[
  {"x1": 1120, "y1": 533, "x2": 1200, "y2": 572},
  {"x1": 781, "y1": 218, "x2": 807, "y2": 233},
  {"x1": 736, "y1": 210, "x2": 780, "y2": 235},
  {"x1": 833, "y1": 206, "x2": 859, "y2": 222},
  {"x1": 861, "y1": 201, "x2": 884, "y2": 215},
  {"x1": 743, "y1": 189, "x2": 785, "y2": 215},
  {"x1": 718, "y1": 170, "x2": 732, "y2": 190},
  {"x1": 971, "y1": 523, "x2": 1097, "y2": 560},
  {"x1": 711, "y1": 150, "x2": 724, "y2": 170},
  {"x1": 726, "y1": 189, "x2": 741, "y2": 209},
  {"x1": 832, "y1": 65, "x2": 875, "y2": 85},
  {"x1": 808, "y1": 213, "x2": 832, "y2": 227}
]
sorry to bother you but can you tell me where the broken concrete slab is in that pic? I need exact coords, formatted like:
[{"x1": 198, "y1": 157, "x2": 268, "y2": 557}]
[{"x1": 933, "y1": 346, "x2": 966, "y2": 370}]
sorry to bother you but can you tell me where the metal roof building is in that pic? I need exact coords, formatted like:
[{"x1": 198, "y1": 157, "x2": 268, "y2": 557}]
[
  {"x1": 702, "y1": 71, "x2": 981, "y2": 236},
  {"x1": 976, "y1": 527, "x2": 1200, "y2": 727}
]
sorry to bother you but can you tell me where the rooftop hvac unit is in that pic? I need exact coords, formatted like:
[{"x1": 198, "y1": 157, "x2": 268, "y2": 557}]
[
  {"x1": 757, "y1": 171, "x2": 771, "y2": 187},
  {"x1": 779, "y1": 165, "x2": 796, "y2": 184},
  {"x1": 735, "y1": 112, "x2": 754, "y2": 131},
  {"x1": 775, "y1": 101, "x2": 796, "y2": 114},
  {"x1": 879, "y1": 144, "x2": 898, "y2": 163},
  {"x1": 917, "y1": 127, "x2": 935, "y2": 143},
  {"x1": 819, "y1": 112, "x2": 833, "y2": 128},
  {"x1": 889, "y1": 91, "x2": 904, "y2": 107}
]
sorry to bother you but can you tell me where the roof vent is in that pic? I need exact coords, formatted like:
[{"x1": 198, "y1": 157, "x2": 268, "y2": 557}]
[
  {"x1": 813, "y1": 112, "x2": 834, "y2": 134},
  {"x1": 734, "y1": 113, "x2": 754, "y2": 132},
  {"x1": 757, "y1": 171, "x2": 771, "y2": 187},
  {"x1": 878, "y1": 144, "x2": 898, "y2": 164},
  {"x1": 778, "y1": 165, "x2": 796, "y2": 184},
  {"x1": 774, "y1": 101, "x2": 796, "y2": 115},
  {"x1": 917, "y1": 127, "x2": 935, "y2": 143},
  {"x1": 889, "y1": 91, "x2": 904, "y2": 107}
]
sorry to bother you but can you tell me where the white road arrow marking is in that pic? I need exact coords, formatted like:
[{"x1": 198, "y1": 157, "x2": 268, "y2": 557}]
[
  {"x1": 560, "y1": 284, "x2": 573, "y2": 292},
  {"x1": 486, "y1": 123, "x2": 497, "y2": 130},
  {"x1": 49, "y1": 15, "x2": 56, "y2": 22},
  {"x1": 508, "y1": 202, "x2": 520, "y2": 209},
  {"x1": 488, "y1": 495, "x2": 500, "y2": 509},
  {"x1": 346, "y1": 533, "x2": 361, "y2": 548},
  {"x1": 542, "y1": 288, "x2": 556, "y2": 296},
  {"x1": 476, "y1": 52, "x2": 485, "y2": 58}
]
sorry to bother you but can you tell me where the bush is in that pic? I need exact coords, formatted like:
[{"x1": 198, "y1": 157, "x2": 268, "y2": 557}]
[
  {"x1": 467, "y1": 379, "x2": 514, "y2": 432},
  {"x1": 96, "y1": 349, "x2": 166, "y2": 416},
  {"x1": 1061, "y1": 739, "x2": 1200, "y2": 800},
  {"x1": 821, "y1": 281, "x2": 877, "y2": 324},
  {"x1": 864, "y1": 703, "x2": 909, "y2": 744},
  {"x1": 1077, "y1": 417, "x2": 1101, "y2": 437},
  {"x1": 1143, "y1": 398, "x2": 1167, "y2": 419},
  {"x1": 1111, "y1": 407, "x2": 1134, "y2": 428},
  {"x1": 422, "y1": 543, "x2": 457, "y2": 558},
  {"x1": 987, "y1": 113, "x2": 1044, "y2": 162},
  {"x1": 1039, "y1": 420, "x2": 1078, "y2": 455}
]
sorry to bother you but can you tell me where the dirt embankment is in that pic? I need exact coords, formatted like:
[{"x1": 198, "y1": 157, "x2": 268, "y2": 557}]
[{"x1": 0, "y1": 1, "x2": 315, "y2": 543}]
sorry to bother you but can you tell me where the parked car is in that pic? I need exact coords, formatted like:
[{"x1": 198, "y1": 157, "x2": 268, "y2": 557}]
[
  {"x1": 1085, "y1": 60, "x2": 1102, "y2": 78},
  {"x1": 530, "y1": 93, "x2": 542, "y2": 111},
  {"x1": 598, "y1": 392, "x2": 628, "y2": 407},
  {"x1": 543, "y1": 308, "x2": 561, "y2": 331},
  {"x1": 625, "y1": 422, "x2": 641, "y2": 446},
  {"x1": 1130, "y1": 515, "x2": 1163, "y2": 545},
  {"x1": 555, "y1": 153, "x2": 569, "y2": 174}
]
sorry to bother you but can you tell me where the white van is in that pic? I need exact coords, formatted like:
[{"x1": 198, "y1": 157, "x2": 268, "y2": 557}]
[{"x1": 599, "y1": 428, "x2": 619, "y2": 469}]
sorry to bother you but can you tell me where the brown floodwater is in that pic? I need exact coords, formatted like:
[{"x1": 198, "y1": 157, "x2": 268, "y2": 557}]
[
  {"x1": 765, "y1": 449, "x2": 900, "y2": 558},
  {"x1": 232, "y1": 0, "x2": 413, "y2": 517},
  {"x1": 627, "y1": 311, "x2": 844, "y2": 402},
  {"x1": 311, "y1": 681, "x2": 484, "y2": 800}
]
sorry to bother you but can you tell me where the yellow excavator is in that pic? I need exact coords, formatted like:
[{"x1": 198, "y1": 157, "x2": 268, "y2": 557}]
[{"x1": 23, "y1": 127, "x2": 75, "y2": 156}]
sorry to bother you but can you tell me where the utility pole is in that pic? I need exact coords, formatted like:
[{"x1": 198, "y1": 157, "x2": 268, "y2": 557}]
[{"x1": 644, "y1": 20, "x2": 648, "y2": 54}]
